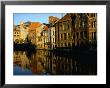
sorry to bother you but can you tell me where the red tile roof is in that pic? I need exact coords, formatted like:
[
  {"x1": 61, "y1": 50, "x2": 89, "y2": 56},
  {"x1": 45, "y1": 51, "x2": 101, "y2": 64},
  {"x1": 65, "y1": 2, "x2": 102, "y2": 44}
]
[{"x1": 29, "y1": 22, "x2": 42, "y2": 30}]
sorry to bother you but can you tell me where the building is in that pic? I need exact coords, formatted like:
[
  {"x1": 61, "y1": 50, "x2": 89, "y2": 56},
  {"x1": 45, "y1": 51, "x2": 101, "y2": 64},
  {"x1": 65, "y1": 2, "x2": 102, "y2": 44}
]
[
  {"x1": 41, "y1": 25, "x2": 49, "y2": 49},
  {"x1": 72, "y1": 13, "x2": 88, "y2": 47},
  {"x1": 36, "y1": 24, "x2": 45, "y2": 49},
  {"x1": 55, "y1": 13, "x2": 97, "y2": 50},
  {"x1": 19, "y1": 21, "x2": 28, "y2": 43},
  {"x1": 50, "y1": 26, "x2": 56, "y2": 49},
  {"x1": 28, "y1": 22, "x2": 42, "y2": 45},
  {"x1": 55, "y1": 13, "x2": 73, "y2": 49},
  {"x1": 35, "y1": 24, "x2": 49, "y2": 49},
  {"x1": 48, "y1": 16, "x2": 59, "y2": 50},
  {"x1": 13, "y1": 21, "x2": 29, "y2": 44},
  {"x1": 13, "y1": 25, "x2": 21, "y2": 44},
  {"x1": 49, "y1": 16, "x2": 59, "y2": 25}
]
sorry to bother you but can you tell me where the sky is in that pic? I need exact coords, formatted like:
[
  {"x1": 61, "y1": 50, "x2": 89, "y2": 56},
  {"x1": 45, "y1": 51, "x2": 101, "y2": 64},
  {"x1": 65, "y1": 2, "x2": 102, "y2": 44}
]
[{"x1": 14, "y1": 13, "x2": 65, "y2": 25}]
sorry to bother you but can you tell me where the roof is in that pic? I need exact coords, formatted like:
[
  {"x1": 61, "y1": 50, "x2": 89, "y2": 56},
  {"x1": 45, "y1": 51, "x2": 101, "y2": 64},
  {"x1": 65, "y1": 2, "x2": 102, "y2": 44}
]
[
  {"x1": 13, "y1": 28, "x2": 20, "y2": 32},
  {"x1": 13, "y1": 25, "x2": 20, "y2": 31},
  {"x1": 56, "y1": 13, "x2": 76, "y2": 23},
  {"x1": 29, "y1": 22, "x2": 42, "y2": 30}
]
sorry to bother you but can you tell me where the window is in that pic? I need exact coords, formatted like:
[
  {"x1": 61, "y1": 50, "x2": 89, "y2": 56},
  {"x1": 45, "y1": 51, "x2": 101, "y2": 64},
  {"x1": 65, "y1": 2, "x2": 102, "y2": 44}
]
[
  {"x1": 91, "y1": 21, "x2": 96, "y2": 28},
  {"x1": 68, "y1": 33, "x2": 70, "y2": 39},
  {"x1": 76, "y1": 32, "x2": 79, "y2": 39},
  {"x1": 59, "y1": 23, "x2": 62, "y2": 30},
  {"x1": 82, "y1": 22, "x2": 85, "y2": 28},
  {"x1": 84, "y1": 31, "x2": 87, "y2": 39},
  {"x1": 68, "y1": 33, "x2": 72, "y2": 40},
  {"x1": 92, "y1": 32, "x2": 94, "y2": 40},
  {"x1": 53, "y1": 38, "x2": 54, "y2": 42},
  {"x1": 63, "y1": 22, "x2": 67, "y2": 30},
  {"x1": 72, "y1": 15, "x2": 76, "y2": 30},
  {"x1": 92, "y1": 21, "x2": 94, "y2": 28},
  {"x1": 68, "y1": 43, "x2": 71, "y2": 47},
  {"x1": 91, "y1": 14, "x2": 93, "y2": 17},
  {"x1": 53, "y1": 31, "x2": 54, "y2": 35},
  {"x1": 61, "y1": 34, "x2": 63, "y2": 39},
  {"x1": 94, "y1": 32, "x2": 96, "y2": 40},
  {"x1": 80, "y1": 32, "x2": 83, "y2": 39},
  {"x1": 73, "y1": 34, "x2": 75, "y2": 39},
  {"x1": 93, "y1": 14, "x2": 96, "y2": 17},
  {"x1": 80, "y1": 21, "x2": 83, "y2": 28},
  {"x1": 64, "y1": 33, "x2": 67, "y2": 40},
  {"x1": 67, "y1": 23, "x2": 69, "y2": 30},
  {"x1": 65, "y1": 43, "x2": 67, "y2": 47},
  {"x1": 53, "y1": 59, "x2": 56, "y2": 64},
  {"x1": 61, "y1": 43, "x2": 63, "y2": 47},
  {"x1": 94, "y1": 21, "x2": 96, "y2": 28}
]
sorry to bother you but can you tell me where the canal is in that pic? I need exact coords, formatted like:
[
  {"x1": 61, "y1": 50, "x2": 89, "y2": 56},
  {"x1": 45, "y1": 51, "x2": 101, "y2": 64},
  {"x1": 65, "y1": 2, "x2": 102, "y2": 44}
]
[{"x1": 13, "y1": 50, "x2": 97, "y2": 75}]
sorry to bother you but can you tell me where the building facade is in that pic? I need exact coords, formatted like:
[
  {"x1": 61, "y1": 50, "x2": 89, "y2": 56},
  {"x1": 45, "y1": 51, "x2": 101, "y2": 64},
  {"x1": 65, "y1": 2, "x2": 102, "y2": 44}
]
[
  {"x1": 36, "y1": 24, "x2": 45, "y2": 49},
  {"x1": 41, "y1": 26, "x2": 49, "y2": 49},
  {"x1": 19, "y1": 21, "x2": 28, "y2": 43},
  {"x1": 55, "y1": 13, "x2": 97, "y2": 50},
  {"x1": 50, "y1": 26, "x2": 56, "y2": 49},
  {"x1": 36, "y1": 24, "x2": 49, "y2": 49},
  {"x1": 55, "y1": 13, "x2": 73, "y2": 49},
  {"x1": 28, "y1": 22, "x2": 42, "y2": 45},
  {"x1": 13, "y1": 21, "x2": 29, "y2": 44},
  {"x1": 13, "y1": 26, "x2": 21, "y2": 44},
  {"x1": 48, "y1": 16, "x2": 59, "y2": 50}
]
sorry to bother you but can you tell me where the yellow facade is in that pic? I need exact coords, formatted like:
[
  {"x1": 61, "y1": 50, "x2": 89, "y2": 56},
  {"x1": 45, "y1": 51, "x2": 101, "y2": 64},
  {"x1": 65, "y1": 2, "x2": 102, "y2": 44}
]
[
  {"x1": 13, "y1": 26, "x2": 21, "y2": 44},
  {"x1": 13, "y1": 21, "x2": 29, "y2": 44},
  {"x1": 36, "y1": 25, "x2": 49, "y2": 49}
]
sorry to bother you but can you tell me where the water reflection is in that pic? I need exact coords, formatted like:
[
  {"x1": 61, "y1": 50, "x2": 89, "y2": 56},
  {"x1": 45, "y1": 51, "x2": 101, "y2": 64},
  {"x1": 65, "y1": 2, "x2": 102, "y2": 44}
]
[{"x1": 14, "y1": 50, "x2": 97, "y2": 75}]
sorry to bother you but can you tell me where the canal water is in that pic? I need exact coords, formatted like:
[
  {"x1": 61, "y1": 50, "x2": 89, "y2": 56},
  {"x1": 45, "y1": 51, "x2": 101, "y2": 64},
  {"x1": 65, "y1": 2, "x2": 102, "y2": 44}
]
[{"x1": 13, "y1": 50, "x2": 97, "y2": 75}]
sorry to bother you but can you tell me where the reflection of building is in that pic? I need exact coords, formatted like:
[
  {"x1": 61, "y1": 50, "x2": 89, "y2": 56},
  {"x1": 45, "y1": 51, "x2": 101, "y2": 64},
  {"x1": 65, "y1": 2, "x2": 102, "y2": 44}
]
[
  {"x1": 87, "y1": 13, "x2": 97, "y2": 46},
  {"x1": 29, "y1": 50, "x2": 47, "y2": 74},
  {"x1": 14, "y1": 51, "x2": 21, "y2": 63},
  {"x1": 55, "y1": 13, "x2": 97, "y2": 49},
  {"x1": 14, "y1": 51, "x2": 30, "y2": 70},
  {"x1": 14, "y1": 49, "x2": 96, "y2": 75},
  {"x1": 45, "y1": 52, "x2": 77, "y2": 75}
]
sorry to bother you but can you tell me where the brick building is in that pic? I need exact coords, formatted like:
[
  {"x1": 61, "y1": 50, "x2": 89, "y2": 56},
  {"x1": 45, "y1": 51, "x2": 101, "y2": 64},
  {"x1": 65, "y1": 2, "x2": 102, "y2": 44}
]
[{"x1": 55, "y1": 13, "x2": 97, "y2": 50}]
